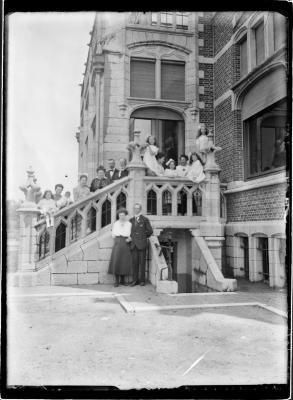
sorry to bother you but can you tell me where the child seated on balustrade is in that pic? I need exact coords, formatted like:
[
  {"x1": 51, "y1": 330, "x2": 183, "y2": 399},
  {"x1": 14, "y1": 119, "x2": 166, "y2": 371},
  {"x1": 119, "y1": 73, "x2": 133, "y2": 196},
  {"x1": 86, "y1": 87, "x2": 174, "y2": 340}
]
[
  {"x1": 38, "y1": 190, "x2": 58, "y2": 227},
  {"x1": 143, "y1": 135, "x2": 164, "y2": 176},
  {"x1": 64, "y1": 191, "x2": 74, "y2": 207},
  {"x1": 164, "y1": 158, "x2": 178, "y2": 178}
]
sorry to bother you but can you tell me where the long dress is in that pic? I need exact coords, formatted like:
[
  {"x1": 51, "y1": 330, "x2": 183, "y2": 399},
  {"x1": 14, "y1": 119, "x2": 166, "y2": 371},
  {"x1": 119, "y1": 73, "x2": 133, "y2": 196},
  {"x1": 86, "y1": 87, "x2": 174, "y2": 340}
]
[
  {"x1": 187, "y1": 160, "x2": 206, "y2": 183},
  {"x1": 73, "y1": 185, "x2": 90, "y2": 202},
  {"x1": 164, "y1": 168, "x2": 178, "y2": 178},
  {"x1": 38, "y1": 198, "x2": 57, "y2": 227},
  {"x1": 108, "y1": 220, "x2": 132, "y2": 276},
  {"x1": 143, "y1": 145, "x2": 164, "y2": 176}
]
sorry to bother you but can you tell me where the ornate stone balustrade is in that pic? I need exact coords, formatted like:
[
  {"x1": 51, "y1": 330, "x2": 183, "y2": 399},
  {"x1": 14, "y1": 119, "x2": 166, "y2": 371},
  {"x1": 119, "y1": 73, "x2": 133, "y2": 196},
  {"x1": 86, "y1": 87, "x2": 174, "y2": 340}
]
[
  {"x1": 144, "y1": 176, "x2": 205, "y2": 218},
  {"x1": 35, "y1": 177, "x2": 130, "y2": 262}
]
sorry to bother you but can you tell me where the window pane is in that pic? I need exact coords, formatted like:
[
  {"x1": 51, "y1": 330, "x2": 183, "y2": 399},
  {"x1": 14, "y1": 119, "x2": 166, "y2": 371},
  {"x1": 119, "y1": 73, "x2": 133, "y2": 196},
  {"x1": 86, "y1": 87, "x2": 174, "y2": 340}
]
[
  {"x1": 130, "y1": 59, "x2": 155, "y2": 98},
  {"x1": 161, "y1": 61, "x2": 185, "y2": 100},
  {"x1": 151, "y1": 12, "x2": 157, "y2": 24},
  {"x1": 255, "y1": 22, "x2": 265, "y2": 65},
  {"x1": 244, "y1": 99, "x2": 287, "y2": 178},
  {"x1": 240, "y1": 37, "x2": 248, "y2": 77},
  {"x1": 274, "y1": 13, "x2": 286, "y2": 50},
  {"x1": 176, "y1": 12, "x2": 188, "y2": 28},
  {"x1": 161, "y1": 12, "x2": 173, "y2": 25}
]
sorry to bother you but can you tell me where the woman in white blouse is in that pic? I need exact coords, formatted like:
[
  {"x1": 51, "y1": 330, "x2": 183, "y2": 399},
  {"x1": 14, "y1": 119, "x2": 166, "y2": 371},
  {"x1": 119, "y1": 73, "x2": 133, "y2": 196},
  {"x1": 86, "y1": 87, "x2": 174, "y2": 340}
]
[{"x1": 108, "y1": 208, "x2": 132, "y2": 287}]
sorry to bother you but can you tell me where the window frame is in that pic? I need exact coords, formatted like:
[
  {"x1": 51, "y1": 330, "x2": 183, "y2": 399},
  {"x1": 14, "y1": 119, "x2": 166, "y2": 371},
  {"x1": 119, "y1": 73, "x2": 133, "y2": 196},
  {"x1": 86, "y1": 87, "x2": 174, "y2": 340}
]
[
  {"x1": 243, "y1": 100, "x2": 287, "y2": 180},
  {"x1": 176, "y1": 12, "x2": 188, "y2": 29}
]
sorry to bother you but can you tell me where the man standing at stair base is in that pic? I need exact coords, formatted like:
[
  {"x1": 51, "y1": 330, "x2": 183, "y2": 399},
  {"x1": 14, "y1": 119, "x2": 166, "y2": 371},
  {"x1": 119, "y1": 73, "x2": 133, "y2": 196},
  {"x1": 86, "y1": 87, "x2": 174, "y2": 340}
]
[{"x1": 129, "y1": 203, "x2": 153, "y2": 286}]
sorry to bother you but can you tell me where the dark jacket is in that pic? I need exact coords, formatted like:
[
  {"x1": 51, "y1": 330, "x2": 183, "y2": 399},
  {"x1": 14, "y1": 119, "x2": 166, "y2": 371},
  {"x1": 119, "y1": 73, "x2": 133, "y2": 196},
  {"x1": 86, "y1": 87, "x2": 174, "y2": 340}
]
[
  {"x1": 129, "y1": 215, "x2": 153, "y2": 250},
  {"x1": 90, "y1": 177, "x2": 110, "y2": 192},
  {"x1": 118, "y1": 169, "x2": 129, "y2": 179},
  {"x1": 105, "y1": 168, "x2": 120, "y2": 183}
]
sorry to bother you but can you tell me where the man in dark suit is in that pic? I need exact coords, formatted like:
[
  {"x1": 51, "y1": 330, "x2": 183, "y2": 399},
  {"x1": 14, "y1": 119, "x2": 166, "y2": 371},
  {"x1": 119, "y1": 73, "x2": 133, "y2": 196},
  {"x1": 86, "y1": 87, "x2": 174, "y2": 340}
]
[
  {"x1": 129, "y1": 203, "x2": 153, "y2": 286},
  {"x1": 105, "y1": 159, "x2": 120, "y2": 183},
  {"x1": 117, "y1": 158, "x2": 129, "y2": 179}
]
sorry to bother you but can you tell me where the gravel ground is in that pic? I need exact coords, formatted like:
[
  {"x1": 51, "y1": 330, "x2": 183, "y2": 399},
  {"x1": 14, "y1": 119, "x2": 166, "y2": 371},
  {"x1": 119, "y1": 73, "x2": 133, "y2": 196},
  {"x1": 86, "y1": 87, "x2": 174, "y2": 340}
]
[{"x1": 7, "y1": 284, "x2": 288, "y2": 389}]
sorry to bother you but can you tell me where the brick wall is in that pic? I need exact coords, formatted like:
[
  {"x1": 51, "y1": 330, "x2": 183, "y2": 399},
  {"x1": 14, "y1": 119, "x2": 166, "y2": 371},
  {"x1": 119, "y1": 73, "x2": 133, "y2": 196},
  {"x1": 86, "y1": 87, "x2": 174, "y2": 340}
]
[
  {"x1": 213, "y1": 13, "x2": 233, "y2": 55},
  {"x1": 214, "y1": 97, "x2": 234, "y2": 182},
  {"x1": 226, "y1": 183, "x2": 287, "y2": 222},
  {"x1": 199, "y1": 62, "x2": 214, "y2": 130},
  {"x1": 198, "y1": 13, "x2": 214, "y2": 58},
  {"x1": 214, "y1": 46, "x2": 233, "y2": 99}
]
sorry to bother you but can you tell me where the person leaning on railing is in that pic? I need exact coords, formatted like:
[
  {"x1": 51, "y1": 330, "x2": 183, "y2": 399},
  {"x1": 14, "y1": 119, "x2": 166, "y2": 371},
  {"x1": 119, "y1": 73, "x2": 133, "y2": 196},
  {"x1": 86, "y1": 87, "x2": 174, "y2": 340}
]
[{"x1": 90, "y1": 166, "x2": 110, "y2": 192}]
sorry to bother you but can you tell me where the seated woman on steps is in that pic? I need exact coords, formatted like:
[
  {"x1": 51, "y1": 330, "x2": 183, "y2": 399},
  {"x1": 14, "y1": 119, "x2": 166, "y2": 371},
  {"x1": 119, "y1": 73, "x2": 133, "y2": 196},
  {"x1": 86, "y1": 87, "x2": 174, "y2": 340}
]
[
  {"x1": 108, "y1": 208, "x2": 132, "y2": 287},
  {"x1": 187, "y1": 152, "x2": 205, "y2": 184}
]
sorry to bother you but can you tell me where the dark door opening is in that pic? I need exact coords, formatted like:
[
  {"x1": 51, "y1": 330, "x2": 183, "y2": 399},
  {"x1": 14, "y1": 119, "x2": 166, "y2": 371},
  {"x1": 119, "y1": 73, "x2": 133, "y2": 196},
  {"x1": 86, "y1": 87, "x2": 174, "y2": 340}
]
[
  {"x1": 130, "y1": 108, "x2": 184, "y2": 164},
  {"x1": 258, "y1": 237, "x2": 270, "y2": 282},
  {"x1": 240, "y1": 236, "x2": 249, "y2": 279}
]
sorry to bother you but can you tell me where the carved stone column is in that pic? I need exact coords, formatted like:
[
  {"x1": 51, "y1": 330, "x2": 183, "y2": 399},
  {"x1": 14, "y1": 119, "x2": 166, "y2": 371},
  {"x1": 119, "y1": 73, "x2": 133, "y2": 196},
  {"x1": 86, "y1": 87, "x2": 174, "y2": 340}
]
[
  {"x1": 17, "y1": 167, "x2": 42, "y2": 271},
  {"x1": 127, "y1": 131, "x2": 147, "y2": 213}
]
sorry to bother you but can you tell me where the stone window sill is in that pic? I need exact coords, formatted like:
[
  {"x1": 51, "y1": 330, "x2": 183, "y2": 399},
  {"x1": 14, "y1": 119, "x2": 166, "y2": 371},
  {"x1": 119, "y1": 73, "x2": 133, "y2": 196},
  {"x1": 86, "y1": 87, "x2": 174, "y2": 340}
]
[{"x1": 224, "y1": 171, "x2": 287, "y2": 194}]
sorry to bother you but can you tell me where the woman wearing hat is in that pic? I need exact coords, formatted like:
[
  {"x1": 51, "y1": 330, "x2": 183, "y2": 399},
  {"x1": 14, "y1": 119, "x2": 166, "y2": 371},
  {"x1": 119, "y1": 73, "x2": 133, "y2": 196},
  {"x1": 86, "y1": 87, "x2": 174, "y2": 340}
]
[
  {"x1": 108, "y1": 208, "x2": 132, "y2": 287},
  {"x1": 73, "y1": 173, "x2": 90, "y2": 202},
  {"x1": 90, "y1": 166, "x2": 110, "y2": 192},
  {"x1": 187, "y1": 152, "x2": 205, "y2": 183}
]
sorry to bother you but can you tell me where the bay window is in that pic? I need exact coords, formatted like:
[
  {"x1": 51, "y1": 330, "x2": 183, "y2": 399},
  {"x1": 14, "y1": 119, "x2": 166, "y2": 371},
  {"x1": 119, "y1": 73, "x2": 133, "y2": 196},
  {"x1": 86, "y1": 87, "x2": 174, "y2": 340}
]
[{"x1": 244, "y1": 99, "x2": 287, "y2": 178}]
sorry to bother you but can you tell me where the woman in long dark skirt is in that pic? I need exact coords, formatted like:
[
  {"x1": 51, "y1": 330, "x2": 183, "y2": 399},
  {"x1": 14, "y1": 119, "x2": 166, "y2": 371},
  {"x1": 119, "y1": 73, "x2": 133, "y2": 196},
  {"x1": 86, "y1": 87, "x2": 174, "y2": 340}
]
[{"x1": 108, "y1": 208, "x2": 132, "y2": 287}]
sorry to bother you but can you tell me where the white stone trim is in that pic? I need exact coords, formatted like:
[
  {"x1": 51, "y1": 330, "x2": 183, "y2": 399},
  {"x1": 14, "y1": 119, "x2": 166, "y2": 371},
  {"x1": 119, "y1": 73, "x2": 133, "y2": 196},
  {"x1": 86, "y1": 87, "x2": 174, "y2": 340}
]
[
  {"x1": 198, "y1": 101, "x2": 205, "y2": 109},
  {"x1": 199, "y1": 86, "x2": 205, "y2": 94},
  {"x1": 198, "y1": 56, "x2": 214, "y2": 64},
  {"x1": 225, "y1": 220, "x2": 286, "y2": 237},
  {"x1": 214, "y1": 90, "x2": 233, "y2": 107},
  {"x1": 225, "y1": 172, "x2": 287, "y2": 194},
  {"x1": 198, "y1": 38, "x2": 204, "y2": 47},
  {"x1": 198, "y1": 70, "x2": 204, "y2": 78},
  {"x1": 214, "y1": 38, "x2": 233, "y2": 61},
  {"x1": 198, "y1": 23, "x2": 204, "y2": 32}
]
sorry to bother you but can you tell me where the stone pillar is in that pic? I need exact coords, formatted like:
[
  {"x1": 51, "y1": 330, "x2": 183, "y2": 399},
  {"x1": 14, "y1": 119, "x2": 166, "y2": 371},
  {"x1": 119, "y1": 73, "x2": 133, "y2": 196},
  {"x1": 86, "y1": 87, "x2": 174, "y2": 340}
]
[
  {"x1": 248, "y1": 236, "x2": 259, "y2": 282},
  {"x1": 16, "y1": 207, "x2": 41, "y2": 271},
  {"x1": 203, "y1": 156, "x2": 221, "y2": 220},
  {"x1": 268, "y1": 237, "x2": 285, "y2": 288},
  {"x1": 204, "y1": 236, "x2": 225, "y2": 270},
  {"x1": 127, "y1": 131, "x2": 147, "y2": 213}
]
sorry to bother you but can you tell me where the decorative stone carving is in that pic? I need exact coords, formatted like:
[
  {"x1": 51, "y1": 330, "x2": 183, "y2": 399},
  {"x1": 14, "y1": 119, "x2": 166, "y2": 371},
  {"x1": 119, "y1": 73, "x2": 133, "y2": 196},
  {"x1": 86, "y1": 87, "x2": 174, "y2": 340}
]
[
  {"x1": 127, "y1": 131, "x2": 146, "y2": 166},
  {"x1": 118, "y1": 103, "x2": 128, "y2": 117},
  {"x1": 19, "y1": 166, "x2": 41, "y2": 208}
]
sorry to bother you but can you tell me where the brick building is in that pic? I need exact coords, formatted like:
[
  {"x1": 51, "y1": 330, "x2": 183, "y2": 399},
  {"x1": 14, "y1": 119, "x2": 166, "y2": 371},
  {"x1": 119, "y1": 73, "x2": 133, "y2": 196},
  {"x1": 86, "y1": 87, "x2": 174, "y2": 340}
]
[{"x1": 75, "y1": 11, "x2": 288, "y2": 288}]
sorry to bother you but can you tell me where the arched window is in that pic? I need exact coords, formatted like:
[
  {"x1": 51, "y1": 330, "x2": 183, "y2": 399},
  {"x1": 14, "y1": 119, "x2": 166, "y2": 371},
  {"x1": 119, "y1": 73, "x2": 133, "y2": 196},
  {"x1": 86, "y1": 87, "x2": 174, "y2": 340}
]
[
  {"x1": 55, "y1": 222, "x2": 66, "y2": 252},
  {"x1": 162, "y1": 190, "x2": 172, "y2": 215},
  {"x1": 147, "y1": 189, "x2": 157, "y2": 215},
  {"x1": 101, "y1": 199, "x2": 111, "y2": 227},
  {"x1": 70, "y1": 213, "x2": 82, "y2": 242},
  {"x1": 86, "y1": 207, "x2": 96, "y2": 235},
  {"x1": 39, "y1": 229, "x2": 50, "y2": 260},
  {"x1": 116, "y1": 192, "x2": 127, "y2": 212},
  {"x1": 177, "y1": 189, "x2": 187, "y2": 216},
  {"x1": 192, "y1": 188, "x2": 202, "y2": 216}
]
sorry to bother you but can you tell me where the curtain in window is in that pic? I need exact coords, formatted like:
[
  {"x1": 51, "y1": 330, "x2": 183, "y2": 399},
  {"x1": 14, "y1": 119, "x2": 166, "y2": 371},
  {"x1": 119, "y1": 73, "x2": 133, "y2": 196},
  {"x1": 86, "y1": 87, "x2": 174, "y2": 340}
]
[
  {"x1": 161, "y1": 61, "x2": 185, "y2": 101},
  {"x1": 130, "y1": 59, "x2": 155, "y2": 98}
]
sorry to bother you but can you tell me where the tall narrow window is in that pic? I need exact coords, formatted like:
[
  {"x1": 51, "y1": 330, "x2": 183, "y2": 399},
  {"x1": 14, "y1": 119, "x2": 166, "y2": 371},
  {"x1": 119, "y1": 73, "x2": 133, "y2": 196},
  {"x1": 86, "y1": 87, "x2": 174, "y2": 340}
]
[
  {"x1": 86, "y1": 207, "x2": 96, "y2": 234},
  {"x1": 101, "y1": 199, "x2": 111, "y2": 227},
  {"x1": 239, "y1": 36, "x2": 248, "y2": 78},
  {"x1": 254, "y1": 21, "x2": 265, "y2": 65},
  {"x1": 161, "y1": 60, "x2": 185, "y2": 101},
  {"x1": 273, "y1": 12, "x2": 286, "y2": 51},
  {"x1": 130, "y1": 58, "x2": 155, "y2": 99},
  {"x1": 70, "y1": 213, "x2": 82, "y2": 242},
  {"x1": 147, "y1": 190, "x2": 157, "y2": 215},
  {"x1": 39, "y1": 229, "x2": 50, "y2": 260},
  {"x1": 176, "y1": 12, "x2": 188, "y2": 29},
  {"x1": 151, "y1": 12, "x2": 158, "y2": 25},
  {"x1": 55, "y1": 223, "x2": 66, "y2": 252},
  {"x1": 116, "y1": 192, "x2": 127, "y2": 211},
  {"x1": 160, "y1": 12, "x2": 173, "y2": 26},
  {"x1": 91, "y1": 116, "x2": 96, "y2": 140}
]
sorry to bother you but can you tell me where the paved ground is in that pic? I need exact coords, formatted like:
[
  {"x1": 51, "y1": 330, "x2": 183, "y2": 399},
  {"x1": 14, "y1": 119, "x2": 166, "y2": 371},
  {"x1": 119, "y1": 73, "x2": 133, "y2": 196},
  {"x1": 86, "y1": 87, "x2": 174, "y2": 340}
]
[{"x1": 7, "y1": 281, "x2": 288, "y2": 389}]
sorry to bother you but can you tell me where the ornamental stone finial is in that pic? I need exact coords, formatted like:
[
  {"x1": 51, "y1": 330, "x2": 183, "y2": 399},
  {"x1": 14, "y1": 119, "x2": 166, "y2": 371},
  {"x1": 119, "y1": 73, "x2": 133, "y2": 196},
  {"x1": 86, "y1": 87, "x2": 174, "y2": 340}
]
[
  {"x1": 127, "y1": 131, "x2": 146, "y2": 166},
  {"x1": 19, "y1": 166, "x2": 42, "y2": 208},
  {"x1": 204, "y1": 129, "x2": 222, "y2": 172}
]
